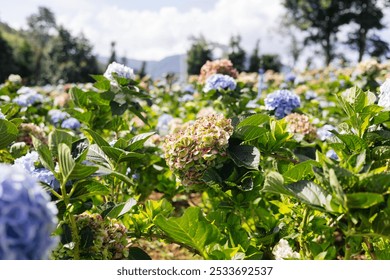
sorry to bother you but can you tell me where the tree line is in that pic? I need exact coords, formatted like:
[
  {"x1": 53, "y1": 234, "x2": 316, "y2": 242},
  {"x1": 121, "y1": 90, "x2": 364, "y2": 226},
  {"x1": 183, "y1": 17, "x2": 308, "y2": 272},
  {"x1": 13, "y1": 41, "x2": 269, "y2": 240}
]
[{"x1": 0, "y1": 7, "x2": 99, "y2": 84}]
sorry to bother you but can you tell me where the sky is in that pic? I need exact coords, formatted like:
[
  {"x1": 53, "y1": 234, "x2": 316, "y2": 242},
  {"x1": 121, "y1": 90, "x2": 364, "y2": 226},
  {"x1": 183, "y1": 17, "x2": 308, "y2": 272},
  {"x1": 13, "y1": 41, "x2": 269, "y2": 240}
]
[
  {"x1": 0, "y1": 0, "x2": 287, "y2": 61},
  {"x1": 1, "y1": 0, "x2": 390, "y2": 67}
]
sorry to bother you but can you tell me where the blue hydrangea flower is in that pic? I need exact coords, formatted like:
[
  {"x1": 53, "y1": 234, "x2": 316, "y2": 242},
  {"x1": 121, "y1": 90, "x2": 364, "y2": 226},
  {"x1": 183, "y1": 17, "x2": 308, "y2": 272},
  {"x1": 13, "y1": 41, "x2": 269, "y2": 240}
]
[
  {"x1": 305, "y1": 90, "x2": 318, "y2": 100},
  {"x1": 48, "y1": 109, "x2": 70, "y2": 124},
  {"x1": 326, "y1": 149, "x2": 339, "y2": 161},
  {"x1": 13, "y1": 88, "x2": 44, "y2": 107},
  {"x1": 0, "y1": 164, "x2": 58, "y2": 259},
  {"x1": 61, "y1": 117, "x2": 81, "y2": 130},
  {"x1": 264, "y1": 89, "x2": 301, "y2": 118},
  {"x1": 203, "y1": 74, "x2": 237, "y2": 92},
  {"x1": 104, "y1": 62, "x2": 135, "y2": 86},
  {"x1": 378, "y1": 79, "x2": 390, "y2": 110},
  {"x1": 32, "y1": 168, "x2": 60, "y2": 191},
  {"x1": 178, "y1": 94, "x2": 194, "y2": 102},
  {"x1": 183, "y1": 84, "x2": 195, "y2": 93},
  {"x1": 156, "y1": 114, "x2": 174, "y2": 136},
  {"x1": 285, "y1": 72, "x2": 296, "y2": 83},
  {"x1": 13, "y1": 151, "x2": 39, "y2": 173},
  {"x1": 317, "y1": 124, "x2": 336, "y2": 141}
]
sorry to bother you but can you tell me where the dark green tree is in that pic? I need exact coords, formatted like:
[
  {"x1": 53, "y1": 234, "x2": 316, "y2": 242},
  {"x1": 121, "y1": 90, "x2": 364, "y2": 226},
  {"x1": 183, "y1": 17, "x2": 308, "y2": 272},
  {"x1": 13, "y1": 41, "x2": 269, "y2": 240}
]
[
  {"x1": 186, "y1": 35, "x2": 212, "y2": 75},
  {"x1": 138, "y1": 61, "x2": 147, "y2": 79},
  {"x1": 345, "y1": 0, "x2": 388, "y2": 62},
  {"x1": 260, "y1": 54, "x2": 283, "y2": 72},
  {"x1": 283, "y1": 0, "x2": 353, "y2": 65},
  {"x1": 0, "y1": 31, "x2": 17, "y2": 82},
  {"x1": 26, "y1": 6, "x2": 57, "y2": 84},
  {"x1": 228, "y1": 35, "x2": 246, "y2": 72},
  {"x1": 248, "y1": 39, "x2": 261, "y2": 72},
  {"x1": 42, "y1": 26, "x2": 99, "y2": 84}
]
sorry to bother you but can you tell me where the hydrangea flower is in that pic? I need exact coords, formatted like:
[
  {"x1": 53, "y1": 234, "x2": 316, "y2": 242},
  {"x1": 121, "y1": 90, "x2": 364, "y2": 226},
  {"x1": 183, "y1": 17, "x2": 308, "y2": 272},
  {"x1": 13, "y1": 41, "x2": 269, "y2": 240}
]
[
  {"x1": 265, "y1": 89, "x2": 301, "y2": 118},
  {"x1": 198, "y1": 59, "x2": 238, "y2": 83},
  {"x1": 0, "y1": 164, "x2": 58, "y2": 259},
  {"x1": 104, "y1": 62, "x2": 135, "y2": 86},
  {"x1": 0, "y1": 110, "x2": 5, "y2": 120},
  {"x1": 326, "y1": 149, "x2": 339, "y2": 161},
  {"x1": 61, "y1": 117, "x2": 81, "y2": 130},
  {"x1": 284, "y1": 113, "x2": 317, "y2": 142},
  {"x1": 317, "y1": 124, "x2": 336, "y2": 141},
  {"x1": 272, "y1": 239, "x2": 300, "y2": 260},
  {"x1": 13, "y1": 87, "x2": 44, "y2": 107},
  {"x1": 203, "y1": 74, "x2": 237, "y2": 92},
  {"x1": 164, "y1": 114, "x2": 233, "y2": 186},
  {"x1": 178, "y1": 94, "x2": 194, "y2": 102},
  {"x1": 53, "y1": 213, "x2": 129, "y2": 260},
  {"x1": 156, "y1": 114, "x2": 174, "y2": 136},
  {"x1": 48, "y1": 109, "x2": 70, "y2": 125},
  {"x1": 32, "y1": 168, "x2": 60, "y2": 191},
  {"x1": 13, "y1": 151, "x2": 39, "y2": 173},
  {"x1": 378, "y1": 78, "x2": 390, "y2": 110},
  {"x1": 183, "y1": 84, "x2": 195, "y2": 93}
]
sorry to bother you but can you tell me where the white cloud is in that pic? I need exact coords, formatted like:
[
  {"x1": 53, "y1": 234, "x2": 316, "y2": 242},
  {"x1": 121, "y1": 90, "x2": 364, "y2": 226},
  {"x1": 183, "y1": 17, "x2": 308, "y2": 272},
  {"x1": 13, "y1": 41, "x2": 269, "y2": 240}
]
[{"x1": 52, "y1": 0, "x2": 286, "y2": 60}]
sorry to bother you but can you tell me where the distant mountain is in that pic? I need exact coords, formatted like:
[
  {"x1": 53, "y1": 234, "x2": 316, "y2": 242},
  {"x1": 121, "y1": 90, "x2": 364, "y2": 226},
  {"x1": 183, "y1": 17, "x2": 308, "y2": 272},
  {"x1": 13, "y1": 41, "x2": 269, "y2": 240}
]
[{"x1": 98, "y1": 54, "x2": 187, "y2": 79}]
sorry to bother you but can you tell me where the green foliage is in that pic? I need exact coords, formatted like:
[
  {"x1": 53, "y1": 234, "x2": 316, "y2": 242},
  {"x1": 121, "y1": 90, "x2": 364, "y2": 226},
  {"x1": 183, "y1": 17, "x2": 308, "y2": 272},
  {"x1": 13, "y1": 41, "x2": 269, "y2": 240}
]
[{"x1": 186, "y1": 35, "x2": 212, "y2": 75}]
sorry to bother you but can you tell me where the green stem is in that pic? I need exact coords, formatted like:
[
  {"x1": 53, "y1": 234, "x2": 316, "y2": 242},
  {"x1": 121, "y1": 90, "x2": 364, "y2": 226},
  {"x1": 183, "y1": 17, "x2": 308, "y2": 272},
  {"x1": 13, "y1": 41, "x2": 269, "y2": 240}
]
[
  {"x1": 344, "y1": 220, "x2": 353, "y2": 260},
  {"x1": 61, "y1": 182, "x2": 80, "y2": 260},
  {"x1": 299, "y1": 208, "x2": 310, "y2": 259}
]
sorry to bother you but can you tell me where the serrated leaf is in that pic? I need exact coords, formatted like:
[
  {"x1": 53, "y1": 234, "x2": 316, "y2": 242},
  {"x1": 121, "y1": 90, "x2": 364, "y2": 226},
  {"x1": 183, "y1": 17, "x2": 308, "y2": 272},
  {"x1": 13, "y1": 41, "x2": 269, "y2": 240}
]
[
  {"x1": 49, "y1": 130, "x2": 73, "y2": 155},
  {"x1": 68, "y1": 163, "x2": 98, "y2": 180},
  {"x1": 154, "y1": 207, "x2": 220, "y2": 258},
  {"x1": 126, "y1": 132, "x2": 155, "y2": 151},
  {"x1": 70, "y1": 181, "x2": 110, "y2": 200},
  {"x1": 237, "y1": 113, "x2": 269, "y2": 128},
  {"x1": 346, "y1": 193, "x2": 384, "y2": 209},
  {"x1": 283, "y1": 160, "x2": 318, "y2": 184},
  {"x1": 0, "y1": 119, "x2": 18, "y2": 149},
  {"x1": 86, "y1": 144, "x2": 111, "y2": 167},
  {"x1": 58, "y1": 143, "x2": 76, "y2": 183},
  {"x1": 228, "y1": 145, "x2": 260, "y2": 170},
  {"x1": 235, "y1": 126, "x2": 267, "y2": 141},
  {"x1": 32, "y1": 136, "x2": 55, "y2": 172},
  {"x1": 103, "y1": 198, "x2": 137, "y2": 218},
  {"x1": 70, "y1": 87, "x2": 88, "y2": 107},
  {"x1": 286, "y1": 181, "x2": 332, "y2": 211},
  {"x1": 333, "y1": 133, "x2": 367, "y2": 152},
  {"x1": 83, "y1": 128, "x2": 110, "y2": 148}
]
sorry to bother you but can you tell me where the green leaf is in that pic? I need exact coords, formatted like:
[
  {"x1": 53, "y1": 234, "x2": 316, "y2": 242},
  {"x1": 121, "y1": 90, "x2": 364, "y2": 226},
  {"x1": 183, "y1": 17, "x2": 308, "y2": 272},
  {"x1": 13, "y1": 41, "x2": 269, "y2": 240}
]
[
  {"x1": 236, "y1": 114, "x2": 269, "y2": 128},
  {"x1": 263, "y1": 171, "x2": 291, "y2": 196},
  {"x1": 154, "y1": 207, "x2": 220, "y2": 258},
  {"x1": 0, "y1": 119, "x2": 18, "y2": 149},
  {"x1": 126, "y1": 132, "x2": 155, "y2": 151},
  {"x1": 128, "y1": 102, "x2": 149, "y2": 126},
  {"x1": 83, "y1": 128, "x2": 110, "y2": 148},
  {"x1": 333, "y1": 133, "x2": 367, "y2": 153},
  {"x1": 228, "y1": 145, "x2": 260, "y2": 170},
  {"x1": 70, "y1": 87, "x2": 88, "y2": 107},
  {"x1": 110, "y1": 100, "x2": 128, "y2": 115},
  {"x1": 283, "y1": 160, "x2": 318, "y2": 184},
  {"x1": 372, "y1": 209, "x2": 390, "y2": 236},
  {"x1": 49, "y1": 130, "x2": 73, "y2": 155},
  {"x1": 346, "y1": 193, "x2": 384, "y2": 209},
  {"x1": 58, "y1": 143, "x2": 76, "y2": 184},
  {"x1": 286, "y1": 181, "x2": 332, "y2": 211},
  {"x1": 91, "y1": 75, "x2": 111, "y2": 91},
  {"x1": 234, "y1": 126, "x2": 267, "y2": 141},
  {"x1": 118, "y1": 151, "x2": 144, "y2": 163},
  {"x1": 371, "y1": 146, "x2": 390, "y2": 161},
  {"x1": 103, "y1": 198, "x2": 137, "y2": 218},
  {"x1": 128, "y1": 247, "x2": 152, "y2": 260},
  {"x1": 70, "y1": 181, "x2": 110, "y2": 200},
  {"x1": 68, "y1": 163, "x2": 98, "y2": 180},
  {"x1": 32, "y1": 136, "x2": 55, "y2": 172}
]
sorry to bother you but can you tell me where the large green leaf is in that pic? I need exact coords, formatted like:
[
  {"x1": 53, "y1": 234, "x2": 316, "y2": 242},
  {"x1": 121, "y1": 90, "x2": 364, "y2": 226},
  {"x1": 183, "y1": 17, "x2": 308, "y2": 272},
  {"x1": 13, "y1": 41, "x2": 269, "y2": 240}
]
[
  {"x1": 283, "y1": 160, "x2": 318, "y2": 184},
  {"x1": 0, "y1": 119, "x2": 18, "y2": 149},
  {"x1": 333, "y1": 133, "x2": 367, "y2": 153},
  {"x1": 103, "y1": 198, "x2": 137, "y2": 219},
  {"x1": 235, "y1": 126, "x2": 267, "y2": 141},
  {"x1": 154, "y1": 207, "x2": 220, "y2": 258},
  {"x1": 68, "y1": 163, "x2": 98, "y2": 180},
  {"x1": 32, "y1": 136, "x2": 55, "y2": 172},
  {"x1": 228, "y1": 145, "x2": 260, "y2": 170},
  {"x1": 58, "y1": 143, "x2": 76, "y2": 184},
  {"x1": 70, "y1": 181, "x2": 110, "y2": 200},
  {"x1": 49, "y1": 130, "x2": 73, "y2": 155},
  {"x1": 346, "y1": 193, "x2": 384, "y2": 209},
  {"x1": 126, "y1": 132, "x2": 155, "y2": 151},
  {"x1": 83, "y1": 128, "x2": 110, "y2": 148},
  {"x1": 236, "y1": 113, "x2": 269, "y2": 128},
  {"x1": 70, "y1": 87, "x2": 88, "y2": 107}
]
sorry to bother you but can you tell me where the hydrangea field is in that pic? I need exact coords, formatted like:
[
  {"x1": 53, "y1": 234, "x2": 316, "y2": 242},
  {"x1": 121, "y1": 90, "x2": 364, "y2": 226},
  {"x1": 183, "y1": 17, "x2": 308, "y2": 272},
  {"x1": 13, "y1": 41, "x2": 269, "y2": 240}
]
[{"x1": 0, "y1": 58, "x2": 390, "y2": 260}]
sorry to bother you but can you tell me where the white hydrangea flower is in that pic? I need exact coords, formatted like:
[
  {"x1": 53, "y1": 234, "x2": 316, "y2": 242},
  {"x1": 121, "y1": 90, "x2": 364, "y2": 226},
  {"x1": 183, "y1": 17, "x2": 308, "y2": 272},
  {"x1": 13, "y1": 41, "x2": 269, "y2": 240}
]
[
  {"x1": 378, "y1": 79, "x2": 390, "y2": 110},
  {"x1": 272, "y1": 239, "x2": 300, "y2": 260},
  {"x1": 104, "y1": 62, "x2": 135, "y2": 86}
]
